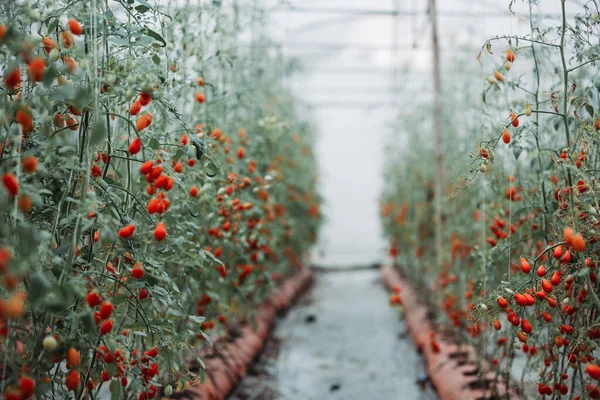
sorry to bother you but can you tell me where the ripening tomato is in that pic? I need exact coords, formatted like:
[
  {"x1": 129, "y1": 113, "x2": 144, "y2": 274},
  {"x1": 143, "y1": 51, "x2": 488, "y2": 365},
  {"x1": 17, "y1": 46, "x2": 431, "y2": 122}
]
[
  {"x1": 520, "y1": 257, "x2": 530, "y2": 273},
  {"x1": 542, "y1": 279, "x2": 553, "y2": 293},
  {"x1": 63, "y1": 56, "x2": 77, "y2": 74},
  {"x1": 18, "y1": 195, "x2": 32, "y2": 212},
  {"x1": 502, "y1": 129, "x2": 510, "y2": 144},
  {"x1": 2, "y1": 173, "x2": 19, "y2": 197},
  {"x1": 140, "y1": 160, "x2": 153, "y2": 174},
  {"x1": 510, "y1": 112, "x2": 519, "y2": 127},
  {"x1": 154, "y1": 222, "x2": 166, "y2": 242},
  {"x1": 554, "y1": 245, "x2": 563, "y2": 259},
  {"x1": 18, "y1": 376, "x2": 35, "y2": 397},
  {"x1": 497, "y1": 297, "x2": 508, "y2": 308},
  {"x1": 136, "y1": 114, "x2": 152, "y2": 131},
  {"x1": 99, "y1": 301, "x2": 113, "y2": 319},
  {"x1": 118, "y1": 224, "x2": 135, "y2": 239},
  {"x1": 587, "y1": 365, "x2": 600, "y2": 380},
  {"x1": 551, "y1": 271, "x2": 561, "y2": 286},
  {"x1": 65, "y1": 370, "x2": 80, "y2": 391},
  {"x1": 128, "y1": 137, "x2": 141, "y2": 155},
  {"x1": 572, "y1": 234, "x2": 586, "y2": 252},
  {"x1": 100, "y1": 319, "x2": 113, "y2": 335},
  {"x1": 130, "y1": 101, "x2": 141, "y2": 116},
  {"x1": 506, "y1": 49, "x2": 515, "y2": 62},
  {"x1": 86, "y1": 291, "x2": 102, "y2": 307},
  {"x1": 4, "y1": 66, "x2": 21, "y2": 89},
  {"x1": 537, "y1": 265, "x2": 546, "y2": 277},
  {"x1": 522, "y1": 319, "x2": 533, "y2": 334},
  {"x1": 132, "y1": 262, "x2": 144, "y2": 279},
  {"x1": 21, "y1": 156, "x2": 37, "y2": 173},
  {"x1": 67, "y1": 348, "x2": 80, "y2": 368},
  {"x1": 139, "y1": 91, "x2": 151, "y2": 106},
  {"x1": 28, "y1": 57, "x2": 45, "y2": 82},
  {"x1": 542, "y1": 312, "x2": 552, "y2": 323},
  {"x1": 91, "y1": 164, "x2": 102, "y2": 178},
  {"x1": 16, "y1": 108, "x2": 34, "y2": 134},
  {"x1": 68, "y1": 19, "x2": 83, "y2": 35}
]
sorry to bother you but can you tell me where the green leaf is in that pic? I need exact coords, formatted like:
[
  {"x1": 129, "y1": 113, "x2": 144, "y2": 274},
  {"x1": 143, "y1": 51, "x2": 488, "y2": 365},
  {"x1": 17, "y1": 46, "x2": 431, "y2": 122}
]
[
  {"x1": 149, "y1": 137, "x2": 160, "y2": 150},
  {"x1": 135, "y1": 5, "x2": 150, "y2": 13},
  {"x1": 106, "y1": 362, "x2": 119, "y2": 377},
  {"x1": 47, "y1": 18, "x2": 58, "y2": 33},
  {"x1": 35, "y1": 382, "x2": 51, "y2": 396},
  {"x1": 586, "y1": 104, "x2": 595, "y2": 118},
  {"x1": 29, "y1": 272, "x2": 53, "y2": 305},
  {"x1": 188, "y1": 315, "x2": 205, "y2": 325},
  {"x1": 174, "y1": 149, "x2": 183, "y2": 162},
  {"x1": 152, "y1": 54, "x2": 160, "y2": 65},
  {"x1": 78, "y1": 310, "x2": 96, "y2": 333},
  {"x1": 90, "y1": 117, "x2": 107, "y2": 146},
  {"x1": 204, "y1": 160, "x2": 218, "y2": 178},
  {"x1": 110, "y1": 378, "x2": 124, "y2": 400},
  {"x1": 137, "y1": 0, "x2": 152, "y2": 8},
  {"x1": 128, "y1": 379, "x2": 143, "y2": 392},
  {"x1": 203, "y1": 249, "x2": 224, "y2": 266},
  {"x1": 143, "y1": 26, "x2": 166, "y2": 47}
]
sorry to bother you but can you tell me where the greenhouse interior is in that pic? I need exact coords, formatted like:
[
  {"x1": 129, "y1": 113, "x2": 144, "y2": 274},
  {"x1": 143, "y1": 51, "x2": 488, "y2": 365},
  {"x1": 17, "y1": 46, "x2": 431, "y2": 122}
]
[{"x1": 0, "y1": 0, "x2": 599, "y2": 399}]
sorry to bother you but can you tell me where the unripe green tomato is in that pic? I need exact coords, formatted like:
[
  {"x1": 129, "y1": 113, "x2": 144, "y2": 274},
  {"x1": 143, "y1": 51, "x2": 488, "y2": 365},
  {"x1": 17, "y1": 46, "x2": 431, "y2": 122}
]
[
  {"x1": 503, "y1": 61, "x2": 511, "y2": 71},
  {"x1": 48, "y1": 48, "x2": 61, "y2": 63},
  {"x1": 489, "y1": 150, "x2": 495, "y2": 161},
  {"x1": 43, "y1": 336, "x2": 58, "y2": 351},
  {"x1": 479, "y1": 163, "x2": 487, "y2": 173},
  {"x1": 479, "y1": 304, "x2": 488, "y2": 311},
  {"x1": 525, "y1": 103, "x2": 532, "y2": 117},
  {"x1": 486, "y1": 77, "x2": 495, "y2": 85},
  {"x1": 164, "y1": 385, "x2": 173, "y2": 397},
  {"x1": 27, "y1": 8, "x2": 40, "y2": 21},
  {"x1": 125, "y1": 88, "x2": 136, "y2": 99},
  {"x1": 512, "y1": 343, "x2": 520, "y2": 350}
]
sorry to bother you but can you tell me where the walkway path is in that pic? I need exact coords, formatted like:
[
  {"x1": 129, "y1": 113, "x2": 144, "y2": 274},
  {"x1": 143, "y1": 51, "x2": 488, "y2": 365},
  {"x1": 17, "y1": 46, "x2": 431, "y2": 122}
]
[{"x1": 230, "y1": 268, "x2": 437, "y2": 400}]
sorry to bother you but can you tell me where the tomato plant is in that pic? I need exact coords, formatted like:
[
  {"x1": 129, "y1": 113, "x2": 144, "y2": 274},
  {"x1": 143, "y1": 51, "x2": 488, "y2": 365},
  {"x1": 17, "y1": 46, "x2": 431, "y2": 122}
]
[
  {"x1": 382, "y1": 1, "x2": 600, "y2": 398},
  {"x1": 0, "y1": 1, "x2": 321, "y2": 399}
]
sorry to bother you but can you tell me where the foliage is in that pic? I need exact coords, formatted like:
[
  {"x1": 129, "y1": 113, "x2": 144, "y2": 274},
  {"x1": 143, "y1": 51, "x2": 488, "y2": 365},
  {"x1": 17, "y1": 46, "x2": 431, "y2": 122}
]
[
  {"x1": 0, "y1": 0, "x2": 322, "y2": 399},
  {"x1": 381, "y1": 0, "x2": 600, "y2": 397}
]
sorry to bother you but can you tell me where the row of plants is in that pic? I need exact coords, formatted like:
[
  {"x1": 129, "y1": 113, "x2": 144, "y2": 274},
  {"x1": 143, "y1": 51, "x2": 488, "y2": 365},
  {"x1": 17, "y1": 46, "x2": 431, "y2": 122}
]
[
  {"x1": 0, "y1": 0, "x2": 322, "y2": 399},
  {"x1": 382, "y1": 0, "x2": 600, "y2": 398}
]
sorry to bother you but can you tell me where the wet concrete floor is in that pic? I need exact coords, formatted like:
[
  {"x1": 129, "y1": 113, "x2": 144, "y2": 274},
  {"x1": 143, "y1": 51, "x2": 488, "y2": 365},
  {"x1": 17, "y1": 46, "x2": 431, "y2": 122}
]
[{"x1": 229, "y1": 268, "x2": 437, "y2": 400}]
